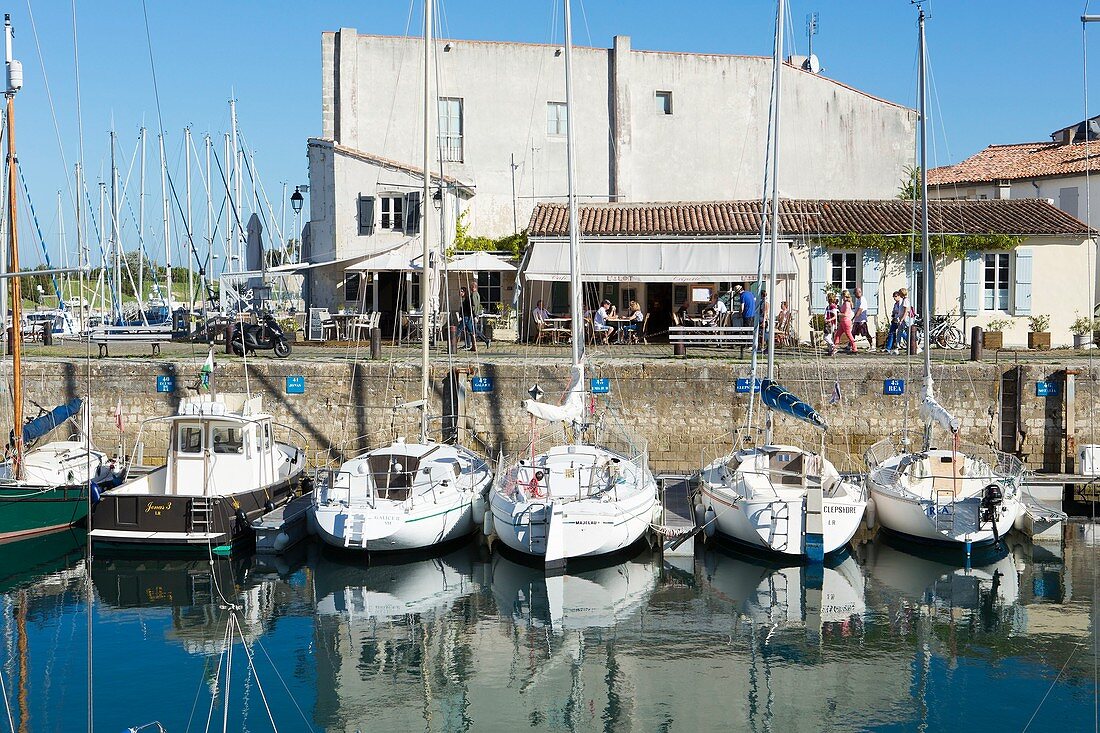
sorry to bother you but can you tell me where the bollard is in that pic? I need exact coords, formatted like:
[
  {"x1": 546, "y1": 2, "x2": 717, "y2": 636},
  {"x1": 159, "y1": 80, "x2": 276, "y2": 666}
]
[
  {"x1": 970, "y1": 325, "x2": 983, "y2": 361},
  {"x1": 370, "y1": 326, "x2": 382, "y2": 360},
  {"x1": 447, "y1": 324, "x2": 458, "y2": 355},
  {"x1": 908, "y1": 324, "x2": 918, "y2": 355},
  {"x1": 5, "y1": 326, "x2": 11, "y2": 355},
  {"x1": 225, "y1": 321, "x2": 236, "y2": 354},
  {"x1": 674, "y1": 341, "x2": 687, "y2": 357},
  {"x1": 40, "y1": 322, "x2": 52, "y2": 346}
]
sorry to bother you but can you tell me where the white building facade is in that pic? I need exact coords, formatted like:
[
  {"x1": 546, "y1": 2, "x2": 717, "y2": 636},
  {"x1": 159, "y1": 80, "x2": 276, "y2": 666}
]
[{"x1": 310, "y1": 28, "x2": 918, "y2": 244}]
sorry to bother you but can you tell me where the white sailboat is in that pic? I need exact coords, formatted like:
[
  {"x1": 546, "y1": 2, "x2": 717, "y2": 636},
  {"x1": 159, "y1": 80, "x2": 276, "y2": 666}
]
[
  {"x1": 487, "y1": 0, "x2": 659, "y2": 569},
  {"x1": 310, "y1": 0, "x2": 493, "y2": 553},
  {"x1": 697, "y1": 0, "x2": 866, "y2": 560},
  {"x1": 864, "y1": 6, "x2": 1053, "y2": 552}
]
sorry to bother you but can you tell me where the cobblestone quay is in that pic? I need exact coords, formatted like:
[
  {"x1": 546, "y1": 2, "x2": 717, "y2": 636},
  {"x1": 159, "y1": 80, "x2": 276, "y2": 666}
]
[{"x1": 20, "y1": 354, "x2": 1097, "y2": 474}]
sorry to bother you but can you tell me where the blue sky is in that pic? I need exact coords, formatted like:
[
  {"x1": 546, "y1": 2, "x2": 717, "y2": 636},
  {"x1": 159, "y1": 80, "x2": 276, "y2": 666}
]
[{"x1": 6, "y1": 0, "x2": 1098, "y2": 264}]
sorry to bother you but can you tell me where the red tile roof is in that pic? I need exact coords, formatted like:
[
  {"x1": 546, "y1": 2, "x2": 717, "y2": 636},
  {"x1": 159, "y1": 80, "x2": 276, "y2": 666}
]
[
  {"x1": 527, "y1": 199, "x2": 1090, "y2": 238},
  {"x1": 928, "y1": 141, "x2": 1097, "y2": 186}
]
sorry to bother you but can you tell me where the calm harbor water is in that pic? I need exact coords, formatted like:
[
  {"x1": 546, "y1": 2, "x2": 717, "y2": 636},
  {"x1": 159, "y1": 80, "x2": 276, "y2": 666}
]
[{"x1": 0, "y1": 528, "x2": 1094, "y2": 732}]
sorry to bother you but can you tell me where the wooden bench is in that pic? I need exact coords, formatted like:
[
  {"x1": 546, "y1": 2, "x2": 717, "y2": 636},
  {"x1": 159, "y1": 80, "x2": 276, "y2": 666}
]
[
  {"x1": 669, "y1": 325, "x2": 756, "y2": 357},
  {"x1": 92, "y1": 329, "x2": 175, "y2": 357}
]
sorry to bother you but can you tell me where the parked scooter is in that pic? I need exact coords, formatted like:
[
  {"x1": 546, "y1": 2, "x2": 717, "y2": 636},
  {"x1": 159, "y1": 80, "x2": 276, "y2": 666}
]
[{"x1": 230, "y1": 313, "x2": 292, "y2": 358}]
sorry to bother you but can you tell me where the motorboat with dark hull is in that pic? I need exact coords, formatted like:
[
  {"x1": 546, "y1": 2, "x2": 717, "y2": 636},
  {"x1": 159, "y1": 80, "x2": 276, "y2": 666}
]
[{"x1": 91, "y1": 393, "x2": 306, "y2": 549}]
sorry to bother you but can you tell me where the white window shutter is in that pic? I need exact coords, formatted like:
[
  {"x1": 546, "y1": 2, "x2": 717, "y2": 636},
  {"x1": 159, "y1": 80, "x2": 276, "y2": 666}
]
[
  {"x1": 810, "y1": 246, "x2": 828, "y2": 311},
  {"x1": 861, "y1": 248, "x2": 881, "y2": 315},
  {"x1": 962, "y1": 250, "x2": 981, "y2": 316},
  {"x1": 1013, "y1": 248, "x2": 1032, "y2": 316}
]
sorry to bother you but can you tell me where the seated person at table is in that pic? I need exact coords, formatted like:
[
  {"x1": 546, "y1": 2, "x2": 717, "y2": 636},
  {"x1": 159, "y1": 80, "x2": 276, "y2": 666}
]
[
  {"x1": 533, "y1": 299, "x2": 552, "y2": 323},
  {"x1": 594, "y1": 300, "x2": 615, "y2": 342},
  {"x1": 624, "y1": 300, "x2": 644, "y2": 339}
]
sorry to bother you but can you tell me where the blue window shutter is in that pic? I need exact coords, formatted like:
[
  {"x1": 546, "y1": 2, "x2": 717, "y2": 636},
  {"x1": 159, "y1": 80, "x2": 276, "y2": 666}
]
[
  {"x1": 1013, "y1": 248, "x2": 1032, "y2": 316},
  {"x1": 962, "y1": 250, "x2": 981, "y2": 316},
  {"x1": 405, "y1": 192, "x2": 421, "y2": 234},
  {"x1": 810, "y1": 246, "x2": 828, "y2": 311},
  {"x1": 861, "y1": 248, "x2": 881, "y2": 315}
]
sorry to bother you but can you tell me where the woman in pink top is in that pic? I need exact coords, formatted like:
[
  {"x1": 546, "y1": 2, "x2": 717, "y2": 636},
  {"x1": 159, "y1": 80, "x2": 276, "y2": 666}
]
[{"x1": 839, "y1": 289, "x2": 857, "y2": 353}]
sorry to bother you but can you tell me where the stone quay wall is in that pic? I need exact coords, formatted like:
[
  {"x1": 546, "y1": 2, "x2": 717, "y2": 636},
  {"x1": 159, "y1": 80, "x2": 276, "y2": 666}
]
[{"x1": 18, "y1": 356, "x2": 1099, "y2": 474}]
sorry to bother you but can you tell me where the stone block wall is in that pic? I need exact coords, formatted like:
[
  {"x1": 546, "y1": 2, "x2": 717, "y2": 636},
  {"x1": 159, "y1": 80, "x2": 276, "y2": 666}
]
[{"x1": 15, "y1": 357, "x2": 1100, "y2": 474}]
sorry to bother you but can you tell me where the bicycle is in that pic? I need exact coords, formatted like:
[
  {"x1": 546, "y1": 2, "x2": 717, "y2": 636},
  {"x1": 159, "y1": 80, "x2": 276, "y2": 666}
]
[{"x1": 912, "y1": 312, "x2": 965, "y2": 350}]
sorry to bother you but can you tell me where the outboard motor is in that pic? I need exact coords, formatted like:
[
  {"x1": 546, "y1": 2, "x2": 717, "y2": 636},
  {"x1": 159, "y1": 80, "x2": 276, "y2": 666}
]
[{"x1": 980, "y1": 483, "x2": 1004, "y2": 547}]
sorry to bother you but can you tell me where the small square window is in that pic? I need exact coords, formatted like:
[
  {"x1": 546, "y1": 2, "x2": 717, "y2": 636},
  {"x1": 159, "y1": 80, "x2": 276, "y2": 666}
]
[
  {"x1": 656, "y1": 91, "x2": 673, "y2": 115},
  {"x1": 547, "y1": 102, "x2": 567, "y2": 136}
]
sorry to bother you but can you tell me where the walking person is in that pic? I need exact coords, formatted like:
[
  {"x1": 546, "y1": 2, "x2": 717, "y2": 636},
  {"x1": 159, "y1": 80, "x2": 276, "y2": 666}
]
[
  {"x1": 898, "y1": 286, "x2": 916, "y2": 353},
  {"x1": 838, "y1": 289, "x2": 858, "y2": 354},
  {"x1": 884, "y1": 290, "x2": 904, "y2": 354},
  {"x1": 823, "y1": 292, "x2": 839, "y2": 356},
  {"x1": 468, "y1": 281, "x2": 491, "y2": 351},
  {"x1": 851, "y1": 287, "x2": 873, "y2": 351}
]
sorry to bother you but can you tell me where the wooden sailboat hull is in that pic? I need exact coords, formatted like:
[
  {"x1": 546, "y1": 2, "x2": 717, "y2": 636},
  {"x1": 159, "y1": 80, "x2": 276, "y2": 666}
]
[{"x1": 0, "y1": 484, "x2": 88, "y2": 541}]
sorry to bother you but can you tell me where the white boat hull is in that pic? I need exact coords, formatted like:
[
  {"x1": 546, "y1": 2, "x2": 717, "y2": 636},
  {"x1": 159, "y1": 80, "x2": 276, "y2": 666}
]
[
  {"x1": 869, "y1": 480, "x2": 1019, "y2": 546},
  {"x1": 490, "y1": 443, "x2": 659, "y2": 564},
  {"x1": 311, "y1": 441, "x2": 493, "y2": 553},
  {"x1": 699, "y1": 446, "x2": 866, "y2": 558}
]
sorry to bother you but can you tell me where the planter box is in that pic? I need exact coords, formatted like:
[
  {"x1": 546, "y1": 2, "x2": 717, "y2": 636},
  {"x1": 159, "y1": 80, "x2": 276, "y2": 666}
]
[
  {"x1": 1028, "y1": 332, "x2": 1051, "y2": 350},
  {"x1": 1074, "y1": 333, "x2": 1091, "y2": 348},
  {"x1": 982, "y1": 331, "x2": 1003, "y2": 349}
]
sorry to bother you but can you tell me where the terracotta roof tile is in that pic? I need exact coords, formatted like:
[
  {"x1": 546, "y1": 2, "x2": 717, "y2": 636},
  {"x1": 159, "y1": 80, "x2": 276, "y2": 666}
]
[
  {"x1": 527, "y1": 199, "x2": 1090, "y2": 237},
  {"x1": 928, "y1": 141, "x2": 1096, "y2": 186}
]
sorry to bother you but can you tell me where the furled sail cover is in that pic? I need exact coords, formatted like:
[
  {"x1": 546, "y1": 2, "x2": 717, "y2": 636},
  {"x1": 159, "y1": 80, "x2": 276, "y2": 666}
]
[
  {"x1": 760, "y1": 379, "x2": 827, "y2": 431},
  {"x1": 918, "y1": 377, "x2": 960, "y2": 434},
  {"x1": 525, "y1": 363, "x2": 586, "y2": 425},
  {"x1": 21, "y1": 398, "x2": 82, "y2": 445}
]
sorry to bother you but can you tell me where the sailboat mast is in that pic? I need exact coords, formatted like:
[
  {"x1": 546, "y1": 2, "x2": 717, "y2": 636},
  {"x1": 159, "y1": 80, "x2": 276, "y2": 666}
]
[
  {"x1": 4, "y1": 13, "x2": 23, "y2": 478},
  {"x1": 420, "y1": 0, "x2": 433, "y2": 442},
  {"x1": 159, "y1": 134, "x2": 172, "y2": 315},
  {"x1": 918, "y1": 6, "x2": 931, "y2": 385},
  {"x1": 138, "y1": 126, "x2": 146, "y2": 307},
  {"x1": 563, "y1": 0, "x2": 583, "y2": 364},
  {"x1": 764, "y1": 0, "x2": 785, "y2": 444},
  {"x1": 110, "y1": 131, "x2": 120, "y2": 322},
  {"x1": 75, "y1": 163, "x2": 84, "y2": 331},
  {"x1": 185, "y1": 126, "x2": 194, "y2": 312}
]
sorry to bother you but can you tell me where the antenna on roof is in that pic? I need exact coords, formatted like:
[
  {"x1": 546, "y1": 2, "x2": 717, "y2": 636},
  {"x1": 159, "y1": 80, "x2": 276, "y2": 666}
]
[{"x1": 803, "y1": 12, "x2": 821, "y2": 74}]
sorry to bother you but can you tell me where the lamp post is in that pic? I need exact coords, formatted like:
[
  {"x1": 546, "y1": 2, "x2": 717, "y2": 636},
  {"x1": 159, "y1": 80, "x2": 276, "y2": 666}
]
[{"x1": 290, "y1": 186, "x2": 304, "y2": 264}]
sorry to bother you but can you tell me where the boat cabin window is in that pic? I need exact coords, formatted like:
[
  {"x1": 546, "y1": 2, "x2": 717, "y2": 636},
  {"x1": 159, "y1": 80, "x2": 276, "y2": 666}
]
[
  {"x1": 212, "y1": 426, "x2": 244, "y2": 454},
  {"x1": 178, "y1": 425, "x2": 203, "y2": 454},
  {"x1": 262, "y1": 422, "x2": 272, "y2": 451}
]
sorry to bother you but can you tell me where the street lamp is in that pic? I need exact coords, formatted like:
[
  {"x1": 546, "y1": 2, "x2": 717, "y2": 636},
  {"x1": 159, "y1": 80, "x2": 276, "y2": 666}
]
[
  {"x1": 290, "y1": 186, "x2": 305, "y2": 264},
  {"x1": 290, "y1": 186, "x2": 304, "y2": 215}
]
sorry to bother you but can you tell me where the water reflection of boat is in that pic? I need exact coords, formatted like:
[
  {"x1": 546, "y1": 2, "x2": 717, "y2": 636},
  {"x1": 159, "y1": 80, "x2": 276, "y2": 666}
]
[
  {"x1": 312, "y1": 544, "x2": 483, "y2": 620},
  {"x1": 311, "y1": 545, "x2": 485, "y2": 733},
  {"x1": 0, "y1": 529, "x2": 84, "y2": 593},
  {"x1": 489, "y1": 549, "x2": 660, "y2": 631},
  {"x1": 863, "y1": 532, "x2": 1019, "y2": 612},
  {"x1": 701, "y1": 547, "x2": 866, "y2": 629}
]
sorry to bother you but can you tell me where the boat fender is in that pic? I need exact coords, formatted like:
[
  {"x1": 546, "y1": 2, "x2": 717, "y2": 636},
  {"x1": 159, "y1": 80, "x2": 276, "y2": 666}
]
[
  {"x1": 694, "y1": 503, "x2": 706, "y2": 527},
  {"x1": 482, "y1": 509, "x2": 495, "y2": 537},
  {"x1": 235, "y1": 508, "x2": 248, "y2": 531},
  {"x1": 472, "y1": 494, "x2": 487, "y2": 525},
  {"x1": 651, "y1": 502, "x2": 663, "y2": 524},
  {"x1": 703, "y1": 506, "x2": 717, "y2": 538},
  {"x1": 865, "y1": 496, "x2": 877, "y2": 531},
  {"x1": 273, "y1": 531, "x2": 290, "y2": 552},
  {"x1": 1013, "y1": 509, "x2": 1027, "y2": 533},
  {"x1": 264, "y1": 499, "x2": 276, "y2": 513}
]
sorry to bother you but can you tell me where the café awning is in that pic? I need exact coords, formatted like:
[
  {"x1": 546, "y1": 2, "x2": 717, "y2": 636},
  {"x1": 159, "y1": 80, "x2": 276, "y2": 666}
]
[
  {"x1": 344, "y1": 241, "x2": 423, "y2": 272},
  {"x1": 522, "y1": 239, "x2": 797, "y2": 282}
]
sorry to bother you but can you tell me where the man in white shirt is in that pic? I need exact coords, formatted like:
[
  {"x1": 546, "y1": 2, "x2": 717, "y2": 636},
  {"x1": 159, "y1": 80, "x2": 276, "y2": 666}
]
[
  {"x1": 594, "y1": 299, "x2": 615, "y2": 343},
  {"x1": 533, "y1": 299, "x2": 552, "y2": 323}
]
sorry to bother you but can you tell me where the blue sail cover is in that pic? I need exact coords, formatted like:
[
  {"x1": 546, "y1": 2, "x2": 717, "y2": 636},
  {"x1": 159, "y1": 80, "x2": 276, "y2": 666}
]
[
  {"x1": 760, "y1": 379, "x2": 827, "y2": 431},
  {"x1": 22, "y1": 398, "x2": 82, "y2": 444}
]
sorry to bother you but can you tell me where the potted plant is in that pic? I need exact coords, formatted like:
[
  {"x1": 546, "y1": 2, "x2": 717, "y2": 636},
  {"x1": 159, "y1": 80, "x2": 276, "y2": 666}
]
[
  {"x1": 1071, "y1": 314, "x2": 1094, "y2": 349},
  {"x1": 1027, "y1": 314, "x2": 1051, "y2": 350},
  {"x1": 876, "y1": 320, "x2": 889, "y2": 349},
  {"x1": 983, "y1": 318, "x2": 1011, "y2": 350}
]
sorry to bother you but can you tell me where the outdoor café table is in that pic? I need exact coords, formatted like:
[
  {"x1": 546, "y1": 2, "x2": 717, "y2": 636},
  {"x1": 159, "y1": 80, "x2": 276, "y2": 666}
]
[
  {"x1": 605, "y1": 317, "x2": 634, "y2": 343},
  {"x1": 329, "y1": 313, "x2": 358, "y2": 340},
  {"x1": 543, "y1": 316, "x2": 571, "y2": 344}
]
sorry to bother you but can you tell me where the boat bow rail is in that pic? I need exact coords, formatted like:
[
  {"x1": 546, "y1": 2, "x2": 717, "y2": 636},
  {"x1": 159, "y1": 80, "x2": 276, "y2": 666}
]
[
  {"x1": 495, "y1": 431, "x2": 650, "y2": 503},
  {"x1": 865, "y1": 431, "x2": 1025, "y2": 488}
]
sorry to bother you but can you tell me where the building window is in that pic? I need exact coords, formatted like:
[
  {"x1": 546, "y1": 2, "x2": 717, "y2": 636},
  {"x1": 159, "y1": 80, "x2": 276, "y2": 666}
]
[
  {"x1": 829, "y1": 252, "x2": 858, "y2": 292},
  {"x1": 438, "y1": 97, "x2": 463, "y2": 163},
  {"x1": 380, "y1": 195, "x2": 404, "y2": 231},
  {"x1": 344, "y1": 273, "x2": 361, "y2": 303},
  {"x1": 984, "y1": 252, "x2": 1010, "y2": 310},
  {"x1": 656, "y1": 90, "x2": 673, "y2": 115},
  {"x1": 547, "y1": 102, "x2": 567, "y2": 136},
  {"x1": 477, "y1": 272, "x2": 502, "y2": 313}
]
